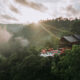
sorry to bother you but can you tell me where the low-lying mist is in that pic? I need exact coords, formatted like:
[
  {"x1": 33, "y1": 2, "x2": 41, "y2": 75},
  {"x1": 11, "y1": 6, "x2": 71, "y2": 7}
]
[
  {"x1": 0, "y1": 26, "x2": 30, "y2": 57},
  {"x1": 0, "y1": 26, "x2": 12, "y2": 44}
]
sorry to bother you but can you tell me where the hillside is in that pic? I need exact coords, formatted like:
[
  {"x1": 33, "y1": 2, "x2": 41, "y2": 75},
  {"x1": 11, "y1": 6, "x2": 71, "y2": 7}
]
[
  {"x1": 0, "y1": 18, "x2": 80, "y2": 48},
  {"x1": 0, "y1": 18, "x2": 80, "y2": 80}
]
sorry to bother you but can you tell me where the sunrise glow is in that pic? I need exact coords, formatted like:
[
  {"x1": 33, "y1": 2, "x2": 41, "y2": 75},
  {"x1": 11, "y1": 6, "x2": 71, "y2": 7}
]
[{"x1": 0, "y1": 0, "x2": 80, "y2": 24}]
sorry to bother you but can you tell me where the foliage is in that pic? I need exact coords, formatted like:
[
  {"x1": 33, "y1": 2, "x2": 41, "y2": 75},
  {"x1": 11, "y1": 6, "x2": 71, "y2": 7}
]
[
  {"x1": 0, "y1": 18, "x2": 80, "y2": 80},
  {"x1": 1, "y1": 18, "x2": 79, "y2": 49},
  {"x1": 0, "y1": 45, "x2": 80, "y2": 80}
]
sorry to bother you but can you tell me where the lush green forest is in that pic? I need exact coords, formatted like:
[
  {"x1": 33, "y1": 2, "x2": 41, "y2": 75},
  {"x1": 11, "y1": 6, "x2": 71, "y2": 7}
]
[
  {"x1": 0, "y1": 45, "x2": 80, "y2": 80},
  {"x1": 0, "y1": 18, "x2": 80, "y2": 80}
]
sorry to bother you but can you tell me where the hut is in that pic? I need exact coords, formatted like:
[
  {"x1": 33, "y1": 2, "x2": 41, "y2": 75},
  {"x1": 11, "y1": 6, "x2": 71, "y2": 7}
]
[{"x1": 59, "y1": 35, "x2": 80, "y2": 48}]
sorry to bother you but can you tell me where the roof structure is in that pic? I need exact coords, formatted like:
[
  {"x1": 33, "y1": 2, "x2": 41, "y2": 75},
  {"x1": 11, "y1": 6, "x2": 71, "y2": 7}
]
[
  {"x1": 73, "y1": 34, "x2": 80, "y2": 40},
  {"x1": 63, "y1": 36, "x2": 78, "y2": 43}
]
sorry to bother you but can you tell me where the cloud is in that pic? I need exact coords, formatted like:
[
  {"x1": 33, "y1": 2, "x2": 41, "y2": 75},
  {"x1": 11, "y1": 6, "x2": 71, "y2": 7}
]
[
  {"x1": 1, "y1": 15, "x2": 18, "y2": 21},
  {"x1": 15, "y1": 0, "x2": 47, "y2": 12},
  {"x1": 32, "y1": 0, "x2": 63, "y2": 3},
  {"x1": 15, "y1": 0, "x2": 28, "y2": 6},
  {"x1": 9, "y1": 5, "x2": 20, "y2": 14},
  {"x1": 0, "y1": 26, "x2": 12, "y2": 44},
  {"x1": 66, "y1": 5, "x2": 80, "y2": 15},
  {"x1": 0, "y1": 0, "x2": 80, "y2": 24}
]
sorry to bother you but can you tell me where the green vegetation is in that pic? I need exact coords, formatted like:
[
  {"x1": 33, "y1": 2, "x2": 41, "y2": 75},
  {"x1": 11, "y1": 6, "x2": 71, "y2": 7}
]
[
  {"x1": 0, "y1": 45, "x2": 80, "y2": 80},
  {"x1": 0, "y1": 18, "x2": 80, "y2": 80},
  {"x1": 1, "y1": 18, "x2": 80, "y2": 49}
]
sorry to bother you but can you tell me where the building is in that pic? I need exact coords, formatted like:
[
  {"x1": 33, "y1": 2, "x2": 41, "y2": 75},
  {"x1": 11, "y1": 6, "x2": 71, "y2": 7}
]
[
  {"x1": 73, "y1": 34, "x2": 80, "y2": 41},
  {"x1": 59, "y1": 35, "x2": 80, "y2": 48}
]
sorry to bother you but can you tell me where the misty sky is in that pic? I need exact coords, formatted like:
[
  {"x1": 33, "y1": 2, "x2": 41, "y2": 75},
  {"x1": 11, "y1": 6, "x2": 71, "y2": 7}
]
[{"x1": 0, "y1": 0, "x2": 80, "y2": 24}]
